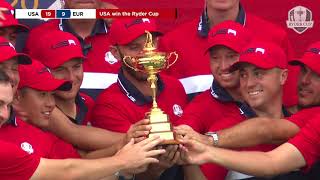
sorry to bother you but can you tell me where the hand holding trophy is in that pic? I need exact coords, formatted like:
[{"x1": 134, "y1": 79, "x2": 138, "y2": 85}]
[{"x1": 123, "y1": 31, "x2": 179, "y2": 144}]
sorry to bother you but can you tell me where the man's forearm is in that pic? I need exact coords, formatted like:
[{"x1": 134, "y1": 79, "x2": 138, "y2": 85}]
[
  {"x1": 207, "y1": 143, "x2": 305, "y2": 177},
  {"x1": 183, "y1": 165, "x2": 206, "y2": 180},
  {"x1": 31, "y1": 156, "x2": 128, "y2": 180},
  {"x1": 84, "y1": 140, "x2": 123, "y2": 159},
  {"x1": 216, "y1": 117, "x2": 299, "y2": 148},
  {"x1": 49, "y1": 108, "x2": 123, "y2": 150},
  {"x1": 71, "y1": 125, "x2": 124, "y2": 150}
]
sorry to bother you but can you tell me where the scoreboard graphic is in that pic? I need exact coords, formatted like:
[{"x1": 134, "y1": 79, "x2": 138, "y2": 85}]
[{"x1": 14, "y1": 9, "x2": 177, "y2": 19}]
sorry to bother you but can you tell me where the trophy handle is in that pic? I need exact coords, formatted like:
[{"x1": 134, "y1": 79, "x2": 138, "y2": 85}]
[
  {"x1": 123, "y1": 56, "x2": 140, "y2": 72},
  {"x1": 166, "y1": 52, "x2": 179, "y2": 68}
]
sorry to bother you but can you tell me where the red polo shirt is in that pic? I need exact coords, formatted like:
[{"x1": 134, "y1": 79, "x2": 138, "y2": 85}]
[
  {"x1": 25, "y1": 19, "x2": 120, "y2": 96},
  {"x1": 289, "y1": 114, "x2": 320, "y2": 171},
  {"x1": 0, "y1": 140, "x2": 40, "y2": 180},
  {"x1": 287, "y1": 106, "x2": 320, "y2": 128},
  {"x1": 91, "y1": 70, "x2": 188, "y2": 133},
  {"x1": 160, "y1": 5, "x2": 298, "y2": 107},
  {"x1": 0, "y1": 117, "x2": 80, "y2": 159}
]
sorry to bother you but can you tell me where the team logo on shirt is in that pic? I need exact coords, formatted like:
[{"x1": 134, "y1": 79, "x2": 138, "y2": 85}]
[
  {"x1": 172, "y1": 104, "x2": 183, "y2": 117},
  {"x1": 286, "y1": 6, "x2": 314, "y2": 34},
  {"x1": 20, "y1": 142, "x2": 34, "y2": 154},
  {"x1": 105, "y1": 51, "x2": 118, "y2": 65}
]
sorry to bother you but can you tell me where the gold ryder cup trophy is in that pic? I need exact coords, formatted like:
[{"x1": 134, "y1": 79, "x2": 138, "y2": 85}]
[{"x1": 123, "y1": 31, "x2": 179, "y2": 144}]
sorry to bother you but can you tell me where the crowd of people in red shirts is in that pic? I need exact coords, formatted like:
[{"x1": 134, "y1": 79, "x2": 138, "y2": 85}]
[{"x1": 1, "y1": 0, "x2": 320, "y2": 180}]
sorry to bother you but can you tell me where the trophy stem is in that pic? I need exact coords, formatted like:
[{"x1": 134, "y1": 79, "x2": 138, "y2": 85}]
[{"x1": 147, "y1": 72, "x2": 158, "y2": 109}]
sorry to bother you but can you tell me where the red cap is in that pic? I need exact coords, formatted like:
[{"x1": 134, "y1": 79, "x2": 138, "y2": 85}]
[
  {"x1": 28, "y1": 30, "x2": 85, "y2": 69},
  {"x1": 18, "y1": 59, "x2": 72, "y2": 91},
  {"x1": 0, "y1": 1, "x2": 29, "y2": 32},
  {"x1": 231, "y1": 41, "x2": 287, "y2": 70},
  {"x1": 108, "y1": 18, "x2": 162, "y2": 45},
  {"x1": 205, "y1": 20, "x2": 251, "y2": 54},
  {"x1": 0, "y1": 36, "x2": 31, "y2": 64},
  {"x1": 290, "y1": 42, "x2": 320, "y2": 75}
]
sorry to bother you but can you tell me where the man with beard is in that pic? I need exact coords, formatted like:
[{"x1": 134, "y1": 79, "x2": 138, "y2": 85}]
[{"x1": 91, "y1": 18, "x2": 188, "y2": 180}]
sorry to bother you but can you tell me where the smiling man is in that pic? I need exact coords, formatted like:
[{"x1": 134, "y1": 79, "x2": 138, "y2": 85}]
[
  {"x1": 160, "y1": 0, "x2": 299, "y2": 113},
  {"x1": 26, "y1": 0, "x2": 121, "y2": 99},
  {"x1": 174, "y1": 21, "x2": 251, "y2": 179},
  {"x1": 181, "y1": 42, "x2": 320, "y2": 178},
  {"x1": 234, "y1": 41, "x2": 288, "y2": 119},
  {"x1": 175, "y1": 37, "x2": 295, "y2": 179},
  {"x1": 29, "y1": 30, "x2": 93, "y2": 126},
  {"x1": 0, "y1": 59, "x2": 166, "y2": 180}
]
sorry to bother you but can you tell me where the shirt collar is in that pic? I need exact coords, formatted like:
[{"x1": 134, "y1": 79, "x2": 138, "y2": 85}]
[
  {"x1": 238, "y1": 104, "x2": 292, "y2": 118},
  {"x1": 55, "y1": 93, "x2": 88, "y2": 125},
  {"x1": 198, "y1": 3, "x2": 246, "y2": 38},
  {"x1": 7, "y1": 108, "x2": 17, "y2": 127},
  {"x1": 58, "y1": 19, "x2": 108, "y2": 55},
  {"x1": 210, "y1": 79, "x2": 235, "y2": 102},
  {"x1": 210, "y1": 80, "x2": 256, "y2": 117},
  {"x1": 236, "y1": 102, "x2": 257, "y2": 118},
  {"x1": 282, "y1": 106, "x2": 291, "y2": 117},
  {"x1": 117, "y1": 69, "x2": 164, "y2": 106},
  {"x1": 73, "y1": 93, "x2": 88, "y2": 125}
]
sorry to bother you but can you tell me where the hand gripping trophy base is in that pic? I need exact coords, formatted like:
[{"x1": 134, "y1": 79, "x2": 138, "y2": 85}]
[{"x1": 123, "y1": 31, "x2": 179, "y2": 145}]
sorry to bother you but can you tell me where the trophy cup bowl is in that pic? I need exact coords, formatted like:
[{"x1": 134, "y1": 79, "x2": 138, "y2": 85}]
[{"x1": 123, "y1": 31, "x2": 179, "y2": 145}]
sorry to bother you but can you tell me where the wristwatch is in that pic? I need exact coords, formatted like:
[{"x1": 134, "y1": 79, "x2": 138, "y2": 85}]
[
  {"x1": 205, "y1": 132, "x2": 219, "y2": 146},
  {"x1": 115, "y1": 172, "x2": 135, "y2": 180}
]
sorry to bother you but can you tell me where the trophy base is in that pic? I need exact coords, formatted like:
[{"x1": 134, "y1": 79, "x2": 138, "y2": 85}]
[
  {"x1": 162, "y1": 139, "x2": 181, "y2": 145},
  {"x1": 149, "y1": 131, "x2": 180, "y2": 145},
  {"x1": 146, "y1": 108, "x2": 180, "y2": 145}
]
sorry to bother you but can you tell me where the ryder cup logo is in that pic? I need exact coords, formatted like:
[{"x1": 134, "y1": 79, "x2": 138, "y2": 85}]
[
  {"x1": 21, "y1": 142, "x2": 34, "y2": 154},
  {"x1": 286, "y1": 6, "x2": 314, "y2": 34},
  {"x1": 105, "y1": 51, "x2": 118, "y2": 65},
  {"x1": 173, "y1": 104, "x2": 183, "y2": 117}
]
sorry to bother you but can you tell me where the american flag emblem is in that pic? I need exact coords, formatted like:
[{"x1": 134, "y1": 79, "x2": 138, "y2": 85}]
[{"x1": 51, "y1": 39, "x2": 76, "y2": 49}]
